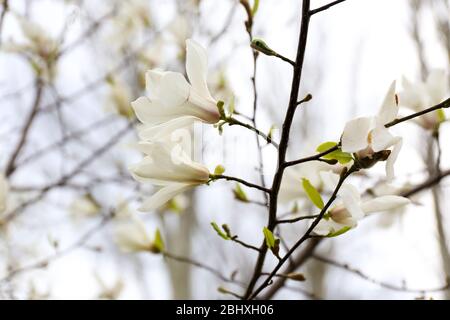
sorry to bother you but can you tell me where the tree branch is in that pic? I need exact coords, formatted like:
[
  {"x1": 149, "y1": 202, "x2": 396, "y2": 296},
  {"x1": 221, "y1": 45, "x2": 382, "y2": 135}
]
[
  {"x1": 310, "y1": 0, "x2": 347, "y2": 15},
  {"x1": 243, "y1": 0, "x2": 312, "y2": 299},
  {"x1": 385, "y1": 97, "x2": 450, "y2": 128},
  {"x1": 210, "y1": 174, "x2": 271, "y2": 193},
  {"x1": 5, "y1": 79, "x2": 44, "y2": 177}
]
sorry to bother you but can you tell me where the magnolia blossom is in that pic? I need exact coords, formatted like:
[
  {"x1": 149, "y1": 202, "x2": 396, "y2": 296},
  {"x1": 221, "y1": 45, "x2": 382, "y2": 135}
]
[
  {"x1": 130, "y1": 141, "x2": 209, "y2": 211},
  {"x1": 399, "y1": 70, "x2": 449, "y2": 130},
  {"x1": 341, "y1": 82, "x2": 402, "y2": 181},
  {"x1": 114, "y1": 217, "x2": 154, "y2": 252},
  {"x1": 313, "y1": 172, "x2": 410, "y2": 236},
  {"x1": 0, "y1": 174, "x2": 8, "y2": 213},
  {"x1": 279, "y1": 162, "x2": 333, "y2": 204},
  {"x1": 132, "y1": 39, "x2": 220, "y2": 126}
]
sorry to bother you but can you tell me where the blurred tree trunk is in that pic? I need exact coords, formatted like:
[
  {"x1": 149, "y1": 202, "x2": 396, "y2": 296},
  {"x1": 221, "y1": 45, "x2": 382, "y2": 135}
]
[
  {"x1": 164, "y1": 190, "x2": 196, "y2": 299},
  {"x1": 426, "y1": 138, "x2": 450, "y2": 299}
]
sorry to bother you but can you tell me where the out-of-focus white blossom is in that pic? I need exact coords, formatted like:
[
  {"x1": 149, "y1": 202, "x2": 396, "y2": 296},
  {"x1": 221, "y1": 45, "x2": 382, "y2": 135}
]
[
  {"x1": 111, "y1": 0, "x2": 152, "y2": 48},
  {"x1": 69, "y1": 194, "x2": 101, "y2": 218},
  {"x1": 114, "y1": 216, "x2": 153, "y2": 252},
  {"x1": 313, "y1": 171, "x2": 410, "y2": 236},
  {"x1": 106, "y1": 77, "x2": 134, "y2": 118},
  {"x1": 341, "y1": 82, "x2": 402, "y2": 181},
  {"x1": 132, "y1": 39, "x2": 220, "y2": 126},
  {"x1": 2, "y1": 15, "x2": 59, "y2": 81},
  {"x1": 399, "y1": 70, "x2": 449, "y2": 130}
]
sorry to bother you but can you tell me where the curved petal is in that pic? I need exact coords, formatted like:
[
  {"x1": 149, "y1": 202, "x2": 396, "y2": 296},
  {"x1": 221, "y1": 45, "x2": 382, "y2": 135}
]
[
  {"x1": 145, "y1": 69, "x2": 165, "y2": 98},
  {"x1": 313, "y1": 219, "x2": 350, "y2": 236},
  {"x1": 139, "y1": 183, "x2": 192, "y2": 212},
  {"x1": 360, "y1": 195, "x2": 410, "y2": 214},
  {"x1": 131, "y1": 97, "x2": 180, "y2": 125},
  {"x1": 138, "y1": 116, "x2": 200, "y2": 141},
  {"x1": 186, "y1": 39, "x2": 213, "y2": 100},
  {"x1": 319, "y1": 171, "x2": 340, "y2": 192},
  {"x1": 278, "y1": 167, "x2": 304, "y2": 204},
  {"x1": 376, "y1": 81, "x2": 398, "y2": 126},
  {"x1": 341, "y1": 117, "x2": 373, "y2": 153},
  {"x1": 158, "y1": 71, "x2": 190, "y2": 107},
  {"x1": 132, "y1": 142, "x2": 210, "y2": 184},
  {"x1": 370, "y1": 126, "x2": 396, "y2": 152},
  {"x1": 385, "y1": 137, "x2": 402, "y2": 182},
  {"x1": 340, "y1": 184, "x2": 364, "y2": 220}
]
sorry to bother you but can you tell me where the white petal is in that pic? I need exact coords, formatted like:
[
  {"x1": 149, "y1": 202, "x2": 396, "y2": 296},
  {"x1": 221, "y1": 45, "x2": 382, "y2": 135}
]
[
  {"x1": 370, "y1": 126, "x2": 396, "y2": 152},
  {"x1": 340, "y1": 184, "x2": 364, "y2": 220},
  {"x1": 360, "y1": 195, "x2": 410, "y2": 214},
  {"x1": 279, "y1": 167, "x2": 304, "y2": 204},
  {"x1": 145, "y1": 69, "x2": 165, "y2": 98},
  {"x1": 139, "y1": 183, "x2": 192, "y2": 212},
  {"x1": 376, "y1": 81, "x2": 399, "y2": 126},
  {"x1": 313, "y1": 219, "x2": 350, "y2": 236},
  {"x1": 131, "y1": 142, "x2": 210, "y2": 184},
  {"x1": 319, "y1": 171, "x2": 340, "y2": 192},
  {"x1": 158, "y1": 71, "x2": 190, "y2": 107},
  {"x1": 131, "y1": 97, "x2": 177, "y2": 125},
  {"x1": 341, "y1": 117, "x2": 373, "y2": 153},
  {"x1": 385, "y1": 137, "x2": 402, "y2": 182},
  {"x1": 186, "y1": 39, "x2": 213, "y2": 100},
  {"x1": 138, "y1": 116, "x2": 199, "y2": 141}
]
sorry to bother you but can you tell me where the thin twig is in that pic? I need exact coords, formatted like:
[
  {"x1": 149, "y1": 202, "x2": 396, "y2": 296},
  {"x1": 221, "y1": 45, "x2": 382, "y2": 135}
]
[
  {"x1": 226, "y1": 117, "x2": 279, "y2": 148},
  {"x1": 310, "y1": 0, "x2": 347, "y2": 15},
  {"x1": 276, "y1": 214, "x2": 319, "y2": 225},
  {"x1": 312, "y1": 254, "x2": 450, "y2": 293},
  {"x1": 5, "y1": 79, "x2": 44, "y2": 177},
  {"x1": 163, "y1": 252, "x2": 239, "y2": 285},
  {"x1": 210, "y1": 174, "x2": 271, "y2": 193},
  {"x1": 385, "y1": 98, "x2": 450, "y2": 128}
]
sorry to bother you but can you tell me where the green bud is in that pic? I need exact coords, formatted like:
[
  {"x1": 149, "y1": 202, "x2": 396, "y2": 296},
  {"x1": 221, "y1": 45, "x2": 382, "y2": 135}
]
[
  {"x1": 251, "y1": 38, "x2": 277, "y2": 56},
  {"x1": 214, "y1": 165, "x2": 226, "y2": 175}
]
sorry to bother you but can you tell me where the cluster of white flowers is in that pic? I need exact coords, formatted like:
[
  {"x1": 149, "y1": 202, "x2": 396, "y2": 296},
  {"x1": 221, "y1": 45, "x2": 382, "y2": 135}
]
[{"x1": 130, "y1": 39, "x2": 220, "y2": 211}]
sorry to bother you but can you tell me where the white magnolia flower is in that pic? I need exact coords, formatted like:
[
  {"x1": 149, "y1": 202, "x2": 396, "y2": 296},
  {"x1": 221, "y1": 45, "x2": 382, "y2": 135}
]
[
  {"x1": 399, "y1": 70, "x2": 449, "y2": 130},
  {"x1": 0, "y1": 174, "x2": 8, "y2": 213},
  {"x1": 114, "y1": 217, "x2": 153, "y2": 252},
  {"x1": 313, "y1": 172, "x2": 410, "y2": 236},
  {"x1": 130, "y1": 141, "x2": 209, "y2": 211},
  {"x1": 341, "y1": 82, "x2": 402, "y2": 181},
  {"x1": 132, "y1": 39, "x2": 220, "y2": 126},
  {"x1": 279, "y1": 162, "x2": 332, "y2": 204}
]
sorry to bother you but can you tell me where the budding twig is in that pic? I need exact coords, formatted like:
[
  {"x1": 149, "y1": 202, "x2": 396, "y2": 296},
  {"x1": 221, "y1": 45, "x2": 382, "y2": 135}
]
[
  {"x1": 210, "y1": 174, "x2": 271, "y2": 194},
  {"x1": 385, "y1": 97, "x2": 450, "y2": 128},
  {"x1": 310, "y1": 0, "x2": 347, "y2": 15}
]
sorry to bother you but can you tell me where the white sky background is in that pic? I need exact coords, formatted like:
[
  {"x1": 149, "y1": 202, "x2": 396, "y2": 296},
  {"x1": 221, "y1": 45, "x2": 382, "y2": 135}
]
[{"x1": 0, "y1": 0, "x2": 449, "y2": 299}]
